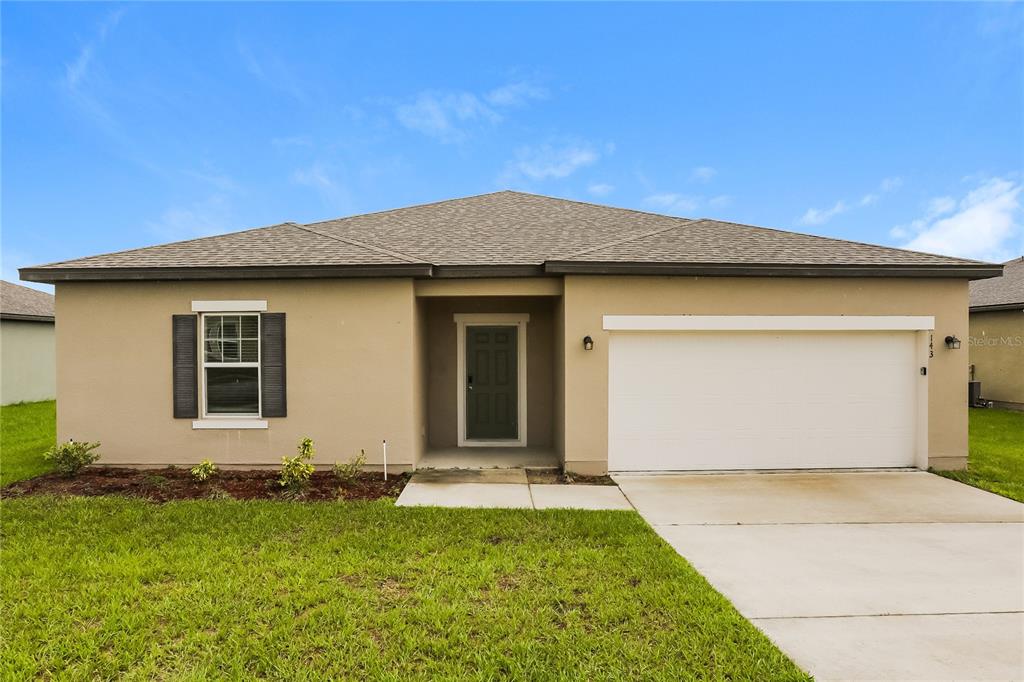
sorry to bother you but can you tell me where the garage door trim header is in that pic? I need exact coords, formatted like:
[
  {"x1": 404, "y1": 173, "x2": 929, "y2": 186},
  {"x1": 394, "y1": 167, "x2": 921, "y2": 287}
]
[{"x1": 602, "y1": 315, "x2": 935, "y2": 332}]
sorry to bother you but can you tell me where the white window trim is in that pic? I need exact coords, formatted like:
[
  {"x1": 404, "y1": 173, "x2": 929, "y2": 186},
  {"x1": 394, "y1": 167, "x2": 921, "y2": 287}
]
[
  {"x1": 192, "y1": 300, "x2": 267, "y2": 312},
  {"x1": 196, "y1": 311, "x2": 263, "y2": 427},
  {"x1": 454, "y1": 313, "x2": 529, "y2": 447},
  {"x1": 192, "y1": 419, "x2": 268, "y2": 430},
  {"x1": 602, "y1": 315, "x2": 935, "y2": 332}
]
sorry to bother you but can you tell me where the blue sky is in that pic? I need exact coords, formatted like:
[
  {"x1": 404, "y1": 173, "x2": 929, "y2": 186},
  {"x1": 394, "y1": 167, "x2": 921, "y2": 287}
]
[{"x1": 3, "y1": 2, "x2": 1022, "y2": 291}]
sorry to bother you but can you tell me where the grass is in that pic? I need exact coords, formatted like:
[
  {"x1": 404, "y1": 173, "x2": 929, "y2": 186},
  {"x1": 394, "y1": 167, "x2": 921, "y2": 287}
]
[
  {"x1": 0, "y1": 400, "x2": 55, "y2": 486},
  {"x1": 0, "y1": 497, "x2": 807, "y2": 680},
  {"x1": 936, "y1": 408, "x2": 1024, "y2": 502}
]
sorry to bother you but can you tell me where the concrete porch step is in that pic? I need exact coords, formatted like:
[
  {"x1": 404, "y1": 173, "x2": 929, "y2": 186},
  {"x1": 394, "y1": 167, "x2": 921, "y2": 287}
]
[{"x1": 396, "y1": 468, "x2": 634, "y2": 511}]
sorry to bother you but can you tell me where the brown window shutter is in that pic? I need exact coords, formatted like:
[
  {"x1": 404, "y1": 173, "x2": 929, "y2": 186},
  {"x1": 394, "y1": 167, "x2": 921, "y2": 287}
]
[
  {"x1": 172, "y1": 314, "x2": 198, "y2": 418},
  {"x1": 261, "y1": 312, "x2": 287, "y2": 417}
]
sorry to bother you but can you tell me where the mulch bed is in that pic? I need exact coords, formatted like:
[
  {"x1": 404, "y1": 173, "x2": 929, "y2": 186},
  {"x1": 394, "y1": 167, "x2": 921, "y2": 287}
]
[
  {"x1": 525, "y1": 469, "x2": 617, "y2": 486},
  {"x1": 1, "y1": 467, "x2": 409, "y2": 502}
]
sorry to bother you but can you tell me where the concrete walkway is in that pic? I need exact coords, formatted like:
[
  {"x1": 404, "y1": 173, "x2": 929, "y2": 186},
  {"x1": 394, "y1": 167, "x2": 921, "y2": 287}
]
[
  {"x1": 395, "y1": 469, "x2": 633, "y2": 510},
  {"x1": 616, "y1": 471, "x2": 1024, "y2": 681}
]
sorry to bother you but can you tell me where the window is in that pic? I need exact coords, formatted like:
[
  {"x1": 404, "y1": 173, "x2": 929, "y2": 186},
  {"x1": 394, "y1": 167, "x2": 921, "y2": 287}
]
[{"x1": 202, "y1": 314, "x2": 260, "y2": 416}]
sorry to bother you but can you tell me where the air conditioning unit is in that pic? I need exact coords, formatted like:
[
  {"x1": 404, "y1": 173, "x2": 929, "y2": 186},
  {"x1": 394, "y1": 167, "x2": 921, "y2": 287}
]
[{"x1": 968, "y1": 381, "x2": 992, "y2": 408}]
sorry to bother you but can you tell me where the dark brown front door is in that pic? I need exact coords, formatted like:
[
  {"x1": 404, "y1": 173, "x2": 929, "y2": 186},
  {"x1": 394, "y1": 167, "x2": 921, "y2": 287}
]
[{"x1": 466, "y1": 326, "x2": 518, "y2": 440}]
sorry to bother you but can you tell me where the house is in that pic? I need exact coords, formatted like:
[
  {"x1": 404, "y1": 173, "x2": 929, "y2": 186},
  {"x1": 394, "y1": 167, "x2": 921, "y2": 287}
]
[
  {"x1": 968, "y1": 256, "x2": 1023, "y2": 411},
  {"x1": 20, "y1": 191, "x2": 1001, "y2": 473},
  {"x1": 1, "y1": 280, "x2": 56, "y2": 405}
]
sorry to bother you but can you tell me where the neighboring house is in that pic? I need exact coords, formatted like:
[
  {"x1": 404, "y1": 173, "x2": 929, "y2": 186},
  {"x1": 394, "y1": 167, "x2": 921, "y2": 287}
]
[
  {"x1": 1, "y1": 280, "x2": 56, "y2": 405},
  {"x1": 21, "y1": 192, "x2": 1001, "y2": 473},
  {"x1": 968, "y1": 256, "x2": 1024, "y2": 411}
]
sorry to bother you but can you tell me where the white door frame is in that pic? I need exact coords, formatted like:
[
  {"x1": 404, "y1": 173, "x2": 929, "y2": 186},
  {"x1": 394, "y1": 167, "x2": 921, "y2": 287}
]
[
  {"x1": 455, "y1": 313, "x2": 529, "y2": 447},
  {"x1": 603, "y1": 315, "x2": 934, "y2": 471}
]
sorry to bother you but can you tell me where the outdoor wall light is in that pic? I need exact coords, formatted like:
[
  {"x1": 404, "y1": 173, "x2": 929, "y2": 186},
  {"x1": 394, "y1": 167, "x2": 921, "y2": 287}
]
[
  {"x1": 944, "y1": 335, "x2": 962, "y2": 350},
  {"x1": 583, "y1": 335, "x2": 594, "y2": 351}
]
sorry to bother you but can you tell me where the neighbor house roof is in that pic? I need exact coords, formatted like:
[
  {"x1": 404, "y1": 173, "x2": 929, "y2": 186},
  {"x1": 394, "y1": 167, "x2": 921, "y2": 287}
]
[
  {"x1": 20, "y1": 191, "x2": 1002, "y2": 282},
  {"x1": 969, "y1": 256, "x2": 1024, "y2": 311},
  {"x1": 1, "y1": 280, "x2": 55, "y2": 322}
]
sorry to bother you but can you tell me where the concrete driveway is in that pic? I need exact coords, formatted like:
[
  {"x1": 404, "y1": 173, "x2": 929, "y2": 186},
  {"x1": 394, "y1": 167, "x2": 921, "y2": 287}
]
[{"x1": 615, "y1": 471, "x2": 1024, "y2": 681}]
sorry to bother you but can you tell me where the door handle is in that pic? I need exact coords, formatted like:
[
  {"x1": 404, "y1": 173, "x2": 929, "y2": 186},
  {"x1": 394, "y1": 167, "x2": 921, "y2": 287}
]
[{"x1": 468, "y1": 375, "x2": 473, "y2": 390}]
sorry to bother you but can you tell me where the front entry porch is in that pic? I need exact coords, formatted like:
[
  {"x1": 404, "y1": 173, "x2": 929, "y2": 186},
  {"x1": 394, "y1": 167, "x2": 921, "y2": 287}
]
[
  {"x1": 417, "y1": 292, "x2": 563, "y2": 471},
  {"x1": 418, "y1": 446, "x2": 559, "y2": 470}
]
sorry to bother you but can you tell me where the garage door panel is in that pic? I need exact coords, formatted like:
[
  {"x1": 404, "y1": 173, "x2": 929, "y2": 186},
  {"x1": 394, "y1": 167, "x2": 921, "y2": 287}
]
[{"x1": 609, "y1": 330, "x2": 919, "y2": 471}]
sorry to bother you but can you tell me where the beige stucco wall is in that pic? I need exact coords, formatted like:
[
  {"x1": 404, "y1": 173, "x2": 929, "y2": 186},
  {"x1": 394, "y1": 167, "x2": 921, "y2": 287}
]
[
  {"x1": 55, "y1": 280, "x2": 420, "y2": 470},
  {"x1": 561, "y1": 276, "x2": 970, "y2": 474},
  {"x1": 552, "y1": 296, "x2": 566, "y2": 461},
  {"x1": 423, "y1": 296, "x2": 556, "y2": 448},
  {"x1": 969, "y1": 309, "x2": 1024, "y2": 408},
  {"x1": 56, "y1": 274, "x2": 971, "y2": 473},
  {"x1": 1, "y1": 319, "x2": 56, "y2": 405}
]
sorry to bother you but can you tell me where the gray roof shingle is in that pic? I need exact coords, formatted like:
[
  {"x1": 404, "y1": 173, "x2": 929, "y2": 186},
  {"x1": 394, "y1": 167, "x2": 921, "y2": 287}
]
[
  {"x1": 969, "y1": 257, "x2": 1024, "y2": 310},
  {"x1": 21, "y1": 191, "x2": 999, "y2": 282},
  {"x1": 1, "y1": 281, "x2": 54, "y2": 321}
]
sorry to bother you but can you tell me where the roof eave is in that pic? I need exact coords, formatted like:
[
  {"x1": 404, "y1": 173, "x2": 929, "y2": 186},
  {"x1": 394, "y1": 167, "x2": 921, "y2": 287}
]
[
  {"x1": 431, "y1": 264, "x2": 548, "y2": 278},
  {"x1": 543, "y1": 261, "x2": 1004, "y2": 279},
  {"x1": 969, "y1": 303, "x2": 1024, "y2": 313},
  {"x1": 19, "y1": 263, "x2": 434, "y2": 283},
  {"x1": 0, "y1": 313, "x2": 55, "y2": 323},
  {"x1": 20, "y1": 260, "x2": 1004, "y2": 283}
]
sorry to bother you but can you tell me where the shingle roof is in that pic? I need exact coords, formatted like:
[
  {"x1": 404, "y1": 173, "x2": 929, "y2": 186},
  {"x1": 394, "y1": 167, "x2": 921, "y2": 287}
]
[
  {"x1": 969, "y1": 257, "x2": 1024, "y2": 310},
  {"x1": 1, "y1": 281, "x2": 54, "y2": 321},
  {"x1": 21, "y1": 191, "x2": 1000, "y2": 282}
]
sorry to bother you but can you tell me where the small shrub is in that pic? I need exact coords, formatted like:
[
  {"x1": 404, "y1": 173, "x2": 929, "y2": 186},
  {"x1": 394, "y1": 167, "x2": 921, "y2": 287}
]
[
  {"x1": 43, "y1": 440, "x2": 101, "y2": 477},
  {"x1": 190, "y1": 459, "x2": 218, "y2": 482},
  {"x1": 280, "y1": 437, "x2": 316, "y2": 491},
  {"x1": 142, "y1": 474, "x2": 170, "y2": 489},
  {"x1": 206, "y1": 486, "x2": 232, "y2": 501},
  {"x1": 332, "y1": 449, "x2": 366, "y2": 484}
]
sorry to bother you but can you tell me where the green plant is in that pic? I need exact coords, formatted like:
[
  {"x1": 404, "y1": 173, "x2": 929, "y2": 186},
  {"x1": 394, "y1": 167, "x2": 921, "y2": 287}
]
[
  {"x1": 191, "y1": 459, "x2": 218, "y2": 482},
  {"x1": 279, "y1": 437, "x2": 316, "y2": 491},
  {"x1": 142, "y1": 474, "x2": 170, "y2": 489},
  {"x1": 332, "y1": 449, "x2": 366, "y2": 484},
  {"x1": 42, "y1": 440, "x2": 100, "y2": 477},
  {"x1": 206, "y1": 486, "x2": 232, "y2": 501}
]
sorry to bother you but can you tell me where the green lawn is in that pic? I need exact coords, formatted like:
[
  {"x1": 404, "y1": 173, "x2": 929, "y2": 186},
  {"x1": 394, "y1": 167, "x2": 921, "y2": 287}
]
[
  {"x1": 0, "y1": 497, "x2": 806, "y2": 680},
  {"x1": 0, "y1": 400, "x2": 55, "y2": 486},
  {"x1": 936, "y1": 408, "x2": 1024, "y2": 502},
  {"x1": 3, "y1": 402, "x2": 1017, "y2": 678}
]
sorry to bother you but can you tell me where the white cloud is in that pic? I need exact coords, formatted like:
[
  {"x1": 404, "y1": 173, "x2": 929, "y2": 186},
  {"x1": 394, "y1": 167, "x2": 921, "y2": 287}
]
[
  {"x1": 894, "y1": 177, "x2": 1022, "y2": 261},
  {"x1": 800, "y1": 176, "x2": 904, "y2": 226},
  {"x1": 587, "y1": 183, "x2": 615, "y2": 197},
  {"x1": 396, "y1": 91, "x2": 498, "y2": 143},
  {"x1": 146, "y1": 195, "x2": 235, "y2": 241},
  {"x1": 396, "y1": 81, "x2": 548, "y2": 143},
  {"x1": 880, "y1": 176, "x2": 904, "y2": 192},
  {"x1": 484, "y1": 81, "x2": 548, "y2": 107},
  {"x1": 502, "y1": 143, "x2": 600, "y2": 182},
  {"x1": 64, "y1": 8, "x2": 125, "y2": 92},
  {"x1": 185, "y1": 164, "x2": 239, "y2": 192},
  {"x1": 708, "y1": 195, "x2": 733, "y2": 208},
  {"x1": 291, "y1": 162, "x2": 352, "y2": 211},
  {"x1": 644, "y1": 193, "x2": 700, "y2": 214},
  {"x1": 292, "y1": 163, "x2": 335, "y2": 190},
  {"x1": 272, "y1": 135, "x2": 313, "y2": 148},
  {"x1": 926, "y1": 196, "x2": 957, "y2": 217},
  {"x1": 235, "y1": 38, "x2": 309, "y2": 103},
  {"x1": 800, "y1": 200, "x2": 849, "y2": 226},
  {"x1": 690, "y1": 166, "x2": 717, "y2": 183}
]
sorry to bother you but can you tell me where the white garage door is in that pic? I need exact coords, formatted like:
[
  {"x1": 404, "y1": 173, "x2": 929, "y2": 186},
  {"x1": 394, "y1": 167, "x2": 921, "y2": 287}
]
[{"x1": 608, "y1": 329, "x2": 920, "y2": 471}]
